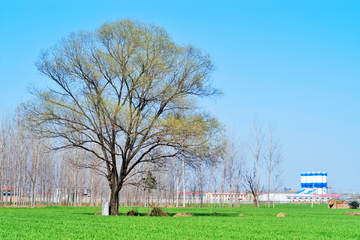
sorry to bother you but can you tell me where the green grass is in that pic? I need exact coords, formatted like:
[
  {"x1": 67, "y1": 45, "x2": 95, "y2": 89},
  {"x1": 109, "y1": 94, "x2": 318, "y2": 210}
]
[{"x1": 0, "y1": 204, "x2": 359, "y2": 239}]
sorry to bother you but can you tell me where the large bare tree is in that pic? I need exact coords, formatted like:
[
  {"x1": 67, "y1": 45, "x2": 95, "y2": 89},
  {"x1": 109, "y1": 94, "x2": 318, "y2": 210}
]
[{"x1": 25, "y1": 19, "x2": 221, "y2": 215}]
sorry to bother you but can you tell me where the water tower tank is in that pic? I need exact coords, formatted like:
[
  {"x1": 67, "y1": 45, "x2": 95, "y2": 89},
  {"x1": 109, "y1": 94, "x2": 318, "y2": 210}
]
[
  {"x1": 316, "y1": 171, "x2": 322, "y2": 188},
  {"x1": 322, "y1": 172, "x2": 327, "y2": 188},
  {"x1": 301, "y1": 172, "x2": 306, "y2": 188},
  {"x1": 319, "y1": 172, "x2": 324, "y2": 188},
  {"x1": 311, "y1": 172, "x2": 316, "y2": 188},
  {"x1": 306, "y1": 172, "x2": 311, "y2": 188}
]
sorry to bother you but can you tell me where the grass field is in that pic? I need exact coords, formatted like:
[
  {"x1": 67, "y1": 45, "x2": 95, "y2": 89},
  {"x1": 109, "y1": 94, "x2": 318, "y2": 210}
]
[{"x1": 0, "y1": 204, "x2": 359, "y2": 239}]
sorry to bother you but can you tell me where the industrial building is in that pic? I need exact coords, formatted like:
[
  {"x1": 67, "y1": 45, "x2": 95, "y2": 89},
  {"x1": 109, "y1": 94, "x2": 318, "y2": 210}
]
[
  {"x1": 297, "y1": 172, "x2": 327, "y2": 194},
  {"x1": 287, "y1": 194, "x2": 342, "y2": 203},
  {"x1": 205, "y1": 192, "x2": 248, "y2": 202}
]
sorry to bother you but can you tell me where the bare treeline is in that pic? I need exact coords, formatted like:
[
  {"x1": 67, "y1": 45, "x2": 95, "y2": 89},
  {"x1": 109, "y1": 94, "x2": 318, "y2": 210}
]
[
  {"x1": 0, "y1": 112, "x2": 109, "y2": 207},
  {"x1": 0, "y1": 110, "x2": 283, "y2": 208}
]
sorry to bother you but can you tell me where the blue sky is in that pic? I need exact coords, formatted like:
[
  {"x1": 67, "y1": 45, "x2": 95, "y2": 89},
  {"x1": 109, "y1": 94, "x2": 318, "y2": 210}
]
[{"x1": 1, "y1": 0, "x2": 359, "y2": 193}]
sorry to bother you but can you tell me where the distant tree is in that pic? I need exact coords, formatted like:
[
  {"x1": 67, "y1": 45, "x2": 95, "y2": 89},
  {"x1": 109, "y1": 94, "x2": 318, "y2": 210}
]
[
  {"x1": 248, "y1": 115, "x2": 264, "y2": 208},
  {"x1": 142, "y1": 170, "x2": 156, "y2": 210},
  {"x1": 234, "y1": 140, "x2": 246, "y2": 207},
  {"x1": 0, "y1": 115, "x2": 11, "y2": 206},
  {"x1": 224, "y1": 131, "x2": 244, "y2": 208},
  {"x1": 25, "y1": 19, "x2": 222, "y2": 215},
  {"x1": 272, "y1": 150, "x2": 283, "y2": 208},
  {"x1": 174, "y1": 157, "x2": 180, "y2": 207},
  {"x1": 244, "y1": 167, "x2": 265, "y2": 207},
  {"x1": 262, "y1": 123, "x2": 280, "y2": 208},
  {"x1": 220, "y1": 134, "x2": 227, "y2": 208}
]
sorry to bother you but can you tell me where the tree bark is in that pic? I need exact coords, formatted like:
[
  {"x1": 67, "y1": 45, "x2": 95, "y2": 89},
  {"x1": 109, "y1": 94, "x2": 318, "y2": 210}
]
[
  {"x1": 199, "y1": 163, "x2": 203, "y2": 208},
  {"x1": 175, "y1": 158, "x2": 179, "y2": 207},
  {"x1": 108, "y1": 169, "x2": 120, "y2": 215},
  {"x1": 221, "y1": 156, "x2": 226, "y2": 208},
  {"x1": 213, "y1": 166, "x2": 217, "y2": 208},
  {"x1": 182, "y1": 155, "x2": 185, "y2": 208}
]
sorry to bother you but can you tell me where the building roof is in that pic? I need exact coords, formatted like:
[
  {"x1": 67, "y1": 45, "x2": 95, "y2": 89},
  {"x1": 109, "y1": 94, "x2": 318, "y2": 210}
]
[
  {"x1": 210, "y1": 192, "x2": 247, "y2": 195},
  {"x1": 178, "y1": 192, "x2": 200, "y2": 195},
  {"x1": 333, "y1": 194, "x2": 360, "y2": 201},
  {"x1": 314, "y1": 194, "x2": 344, "y2": 198}
]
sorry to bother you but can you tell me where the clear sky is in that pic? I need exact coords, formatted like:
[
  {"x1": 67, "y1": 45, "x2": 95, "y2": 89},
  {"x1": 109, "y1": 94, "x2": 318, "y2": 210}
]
[{"x1": 0, "y1": 0, "x2": 359, "y2": 193}]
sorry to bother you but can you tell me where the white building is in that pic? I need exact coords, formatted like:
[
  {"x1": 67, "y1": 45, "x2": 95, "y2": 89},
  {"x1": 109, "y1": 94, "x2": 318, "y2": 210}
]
[
  {"x1": 287, "y1": 194, "x2": 341, "y2": 202},
  {"x1": 53, "y1": 187, "x2": 91, "y2": 204},
  {"x1": 205, "y1": 192, "x2": 248, "y2": 203},
  {"x1": 259, "y1": 193, "x2": 290, "y2": 203}
]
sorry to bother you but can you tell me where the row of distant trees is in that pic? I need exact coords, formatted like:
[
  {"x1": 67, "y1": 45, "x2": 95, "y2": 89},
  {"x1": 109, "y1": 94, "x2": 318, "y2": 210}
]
[
  {"x1": 0, "y1": 112, "x2": 109, "y2": 207},
  {"x1": 0, "y1": 19, "x2": 284, "y2": 214},
  {"x1": 0, "y1": 109, "x2": 283, "y2": 209}
]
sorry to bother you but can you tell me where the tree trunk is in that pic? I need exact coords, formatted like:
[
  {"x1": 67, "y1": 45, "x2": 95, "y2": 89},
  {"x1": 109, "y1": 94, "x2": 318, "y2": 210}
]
[
  {"x1": 5, "y1": 178, "x2": 9, "y2": 206},
  {"x1": 0, "y1": 175, "x2": 3, "y2": 206},
  {"x1": 182, "y1": 155, "x2": 185, "y2": 208},
  {"x1": 221, "y1": 157, "x2": 226, "y2": 208},
  {"x1": 199, "y1": 164, "x2": 203, "y2": 208},
  {"x1": 273, "y1": 173, "x2": 277, "y2": 208},
  {"x1": 267, "y1": 169, "x2": 271, "y2": 208},
  {"x1": 255, "y1": 165, "x2": 259, "y2": 208},
  {"x1": 213, "y1": 169, "x2": 216, "y2": 208},
  {"x1": 175, "y1": 158, "x2": 179, "y2": 208},
  {"x1": 229, "y1": 159, "x2": 233, "y2": 208},
  {"x1": 229, "y1": 179, "x2": 232, "y2": 208},
  {"x1": 58, "y1": 186, "x2": 62, "y2": 206},
  {"x1": 31, "y1": 180, "x2": 37, "y2": 208},
  {"x1": 90, "y1": 176, "x2": 94, "y2": 207},
  {"x1": 208, "y1": 167, "x2": 212, "y2": 208},
  {"x1": 16, "y1": 164, "x2": 21, "y2": 207},
  {"x1": 21, "y1": 166, "x2": 26, "y2": 207},
  {"x1": 159, "y1": 174, "x2": 162, "y2": 206},
  {"x1": 0, "y1": 165, "x2": 3, "y2": 206},
  {"x1": 108, "y1": 173, "x2": 120, "y2": 215}
]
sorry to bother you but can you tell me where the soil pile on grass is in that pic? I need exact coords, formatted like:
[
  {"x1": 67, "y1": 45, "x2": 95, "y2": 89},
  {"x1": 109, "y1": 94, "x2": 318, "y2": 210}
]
[
  {"x1": 238, "y1": 214, "x2": 246, "y2": 216},
  {"x1": 346, "y1": 211, "x2": 360, "y2": 216},
  {"x1": 329, "y1": 200, "x2": 347, "y2": 209},
  {"x1": 145, "y1": 207, "x2": 169, "y2": 217},
  {"x1": 276, "y1": 212, "x2": 286, "y2": 217},
  {"x1": 125, "y1": 210, "x2": 138, "y2": 216},
  {"x1": 211, "y1": 213, "x2": 219, "y2": 216},
  {"x1": 173, "y1": 212, "x2": 193, "y2": 217},
  {"x1": 94, "y1": 211, "x2": 102, "y2": 215},
  {"x1": 328, "y1": 195, "x2": 360, "y2": 209}
]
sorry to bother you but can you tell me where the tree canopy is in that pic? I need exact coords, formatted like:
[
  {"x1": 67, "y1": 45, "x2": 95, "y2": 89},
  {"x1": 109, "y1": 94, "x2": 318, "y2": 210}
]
[{"x1": 25, "y1": 19, "x2": 222, "y2": 215}]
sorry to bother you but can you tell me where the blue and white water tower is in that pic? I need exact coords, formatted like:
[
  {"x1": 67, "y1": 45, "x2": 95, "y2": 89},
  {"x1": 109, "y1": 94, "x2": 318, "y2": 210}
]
[{"x1": 300, "y1": 172, "x2": 327, "y2": 194}]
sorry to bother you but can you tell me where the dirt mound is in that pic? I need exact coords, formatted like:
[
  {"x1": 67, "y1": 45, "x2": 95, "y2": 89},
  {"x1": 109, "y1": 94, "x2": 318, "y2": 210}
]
[
  {"x1": 125, "y1": 210, "x2": 138, "y2": 216},
  {"x1": 238, "y1": 214, "x2": 246, "y2": 216},
  {"x1": 145, "y1": 207, "x2": 169, "y2": 217},
  {"x1": 347, "y1": 211, "x2": 360, "y2": 216},
  {"x1": 211, "y1": 212, "x2": 219, "y2": 216},
  {"x1": 329, "y1": 200, "x2": 347, "y2": 209},
  {"x1": 173, "y1": 212, "x2": 193, "y2": 217},
  {"x1": 94, "y1": 211, "x2": 102, "y2": 215},
  {"x1": 276, "y1": 212, "x2": 286, "y2": 217}
]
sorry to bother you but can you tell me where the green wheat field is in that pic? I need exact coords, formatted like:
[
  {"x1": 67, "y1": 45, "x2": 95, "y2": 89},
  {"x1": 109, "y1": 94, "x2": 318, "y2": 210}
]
[{"x1": 0, "y1": 204, "x2": 359, "y2": 239}]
